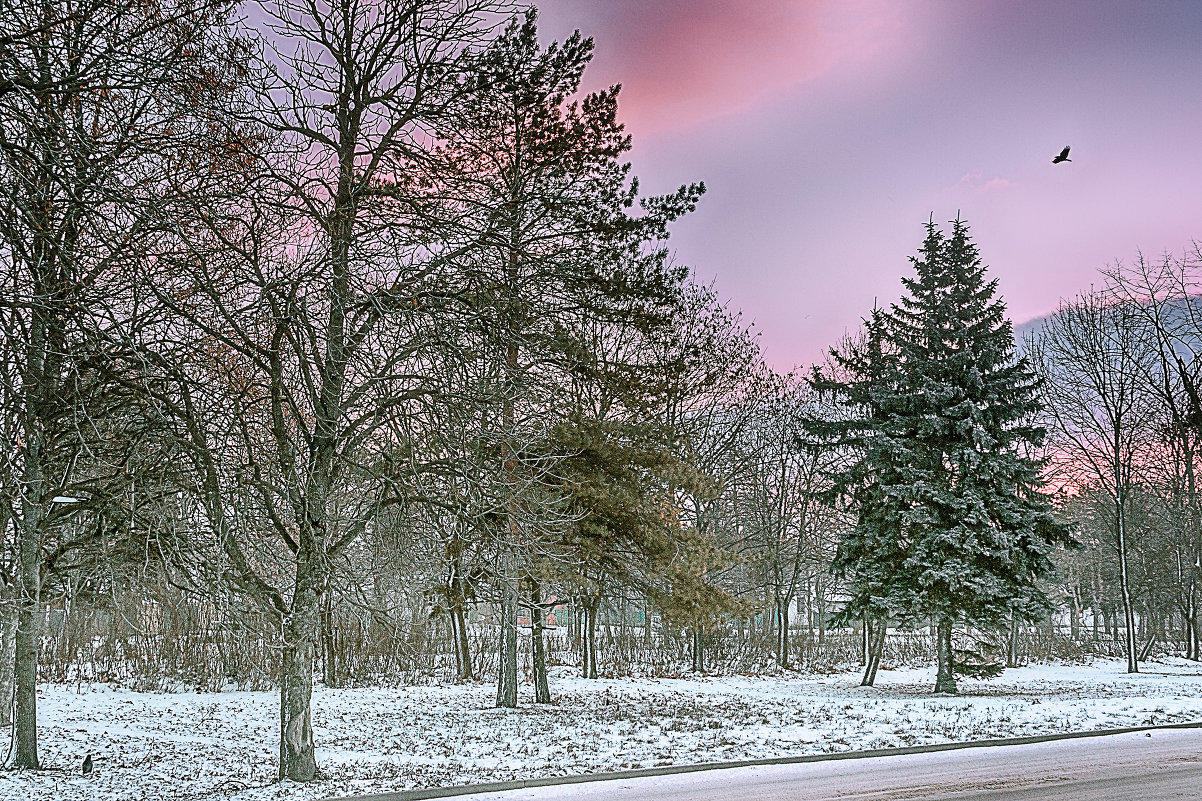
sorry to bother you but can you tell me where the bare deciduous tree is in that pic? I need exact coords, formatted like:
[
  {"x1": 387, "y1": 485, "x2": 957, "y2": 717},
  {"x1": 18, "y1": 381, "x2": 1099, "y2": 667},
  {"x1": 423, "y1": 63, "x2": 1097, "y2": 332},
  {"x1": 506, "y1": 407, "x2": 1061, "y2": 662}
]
[
  {"x1": 0, "y1": 0, "x2": 239, "y2": 768},
  {"x1": 1033, "y1": 290, "x2": 1161, "y2": 673}
]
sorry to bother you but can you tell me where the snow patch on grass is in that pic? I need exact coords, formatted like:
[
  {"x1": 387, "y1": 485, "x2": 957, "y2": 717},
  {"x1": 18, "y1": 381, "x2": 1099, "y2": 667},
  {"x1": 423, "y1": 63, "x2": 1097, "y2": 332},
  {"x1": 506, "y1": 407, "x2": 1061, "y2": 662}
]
[{"x1": 5, "y1": 658, "x2": 1202, "y2": 801}]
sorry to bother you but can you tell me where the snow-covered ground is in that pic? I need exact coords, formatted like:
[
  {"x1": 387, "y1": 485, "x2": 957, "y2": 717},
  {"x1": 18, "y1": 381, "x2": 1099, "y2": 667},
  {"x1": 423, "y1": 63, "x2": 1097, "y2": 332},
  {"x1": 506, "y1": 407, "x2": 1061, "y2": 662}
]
[{"x1": 5, "y1": 658, "x2": 1202, "y2": 801}]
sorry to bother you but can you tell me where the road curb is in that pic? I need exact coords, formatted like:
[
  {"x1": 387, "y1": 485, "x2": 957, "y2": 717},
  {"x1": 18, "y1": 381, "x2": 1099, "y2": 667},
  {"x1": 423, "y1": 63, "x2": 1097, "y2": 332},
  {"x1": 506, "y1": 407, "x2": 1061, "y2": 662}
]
[{"x1": 326, "y1": 720, "x2": 1202, "y2": 801}]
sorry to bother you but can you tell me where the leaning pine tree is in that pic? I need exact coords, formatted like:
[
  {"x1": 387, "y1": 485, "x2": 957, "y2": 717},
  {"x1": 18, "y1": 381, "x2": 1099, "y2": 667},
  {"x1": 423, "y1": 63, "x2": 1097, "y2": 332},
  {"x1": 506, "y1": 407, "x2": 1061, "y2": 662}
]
[{"x1": 809, "y1": 217, "x2": 1072, "y2": 694}]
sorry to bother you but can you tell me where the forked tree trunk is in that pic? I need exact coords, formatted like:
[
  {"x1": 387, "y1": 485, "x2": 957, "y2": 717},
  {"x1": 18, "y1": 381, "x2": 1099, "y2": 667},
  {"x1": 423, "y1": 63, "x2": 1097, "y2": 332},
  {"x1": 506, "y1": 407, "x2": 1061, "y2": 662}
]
[
  {"x1": 583, "y1": 599, "x2": 599, "y2": 679},
  {"x1": 933, "y1": 617, "x2": 957, "y2": 694},
  {"x1": 861, "y1": 616, "x2": 887, "y2": 687},
  {"x1": 1115, "y1": 499, "x2": 1139, "y2": 673},
  {"x1": 453, "y1": 603, "x2": 473, "y2": 681}
]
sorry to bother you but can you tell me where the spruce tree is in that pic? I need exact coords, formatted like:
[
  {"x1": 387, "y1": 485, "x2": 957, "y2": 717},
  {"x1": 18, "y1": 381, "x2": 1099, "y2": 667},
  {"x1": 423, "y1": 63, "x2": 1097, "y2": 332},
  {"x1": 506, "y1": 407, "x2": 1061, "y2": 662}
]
[{"x1": 809, "y1": 218, "x2": 1071, "y2": 693}]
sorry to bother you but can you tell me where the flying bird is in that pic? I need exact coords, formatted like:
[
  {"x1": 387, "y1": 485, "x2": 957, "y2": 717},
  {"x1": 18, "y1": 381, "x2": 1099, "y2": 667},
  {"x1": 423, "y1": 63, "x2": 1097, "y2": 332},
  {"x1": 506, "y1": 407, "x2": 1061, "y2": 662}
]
[
  {"x1": 82, "y1": 753, "x2": 93, "y2": 776},
  {"x1": 1052, "y1": 145, "x2": 1072, "y2": 164}
]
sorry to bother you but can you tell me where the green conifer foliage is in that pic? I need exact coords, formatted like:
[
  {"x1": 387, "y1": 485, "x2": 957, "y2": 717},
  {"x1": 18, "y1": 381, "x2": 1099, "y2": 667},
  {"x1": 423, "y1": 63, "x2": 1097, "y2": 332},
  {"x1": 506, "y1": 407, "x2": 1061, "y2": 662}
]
[{"x1": 809, "y1": 218, "x2": 1072, "y2": 693}]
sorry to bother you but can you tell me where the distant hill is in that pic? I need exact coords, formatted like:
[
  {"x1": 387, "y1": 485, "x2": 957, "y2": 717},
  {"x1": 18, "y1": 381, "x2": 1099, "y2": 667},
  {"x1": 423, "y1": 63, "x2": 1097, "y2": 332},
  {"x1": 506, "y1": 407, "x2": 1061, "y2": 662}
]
[
  {"x1": 1013, "y1": 311, "x2": 1054, "y2": 348},
  {"x1": 1012, "y1": 295, "x2": 1202, "y2": 355}
]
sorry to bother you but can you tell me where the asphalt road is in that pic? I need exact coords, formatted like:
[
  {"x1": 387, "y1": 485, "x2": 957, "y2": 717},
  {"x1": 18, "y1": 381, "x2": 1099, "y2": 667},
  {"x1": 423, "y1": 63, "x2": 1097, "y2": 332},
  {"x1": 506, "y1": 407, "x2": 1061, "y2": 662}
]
[{"x1": 378, "y1": 728, "x2": 1202, "y2": 801}]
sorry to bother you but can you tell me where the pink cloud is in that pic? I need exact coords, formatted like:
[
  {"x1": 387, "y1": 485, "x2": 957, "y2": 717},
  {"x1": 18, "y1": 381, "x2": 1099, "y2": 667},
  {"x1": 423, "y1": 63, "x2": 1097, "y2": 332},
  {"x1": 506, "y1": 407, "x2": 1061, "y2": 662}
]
[
  {"x1": 536, "y1": 0, "x2": 911, "y2": 135},
  {"x1": 958, "y1": 170, "x2": 1014, "y2": 193}
]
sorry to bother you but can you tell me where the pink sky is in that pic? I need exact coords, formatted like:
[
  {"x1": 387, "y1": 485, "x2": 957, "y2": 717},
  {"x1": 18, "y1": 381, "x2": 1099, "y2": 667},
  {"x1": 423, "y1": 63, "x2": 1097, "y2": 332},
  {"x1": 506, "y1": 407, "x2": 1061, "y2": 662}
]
[{"x1": 534, "y1": 0, "x2": 1202, "y2": 369}]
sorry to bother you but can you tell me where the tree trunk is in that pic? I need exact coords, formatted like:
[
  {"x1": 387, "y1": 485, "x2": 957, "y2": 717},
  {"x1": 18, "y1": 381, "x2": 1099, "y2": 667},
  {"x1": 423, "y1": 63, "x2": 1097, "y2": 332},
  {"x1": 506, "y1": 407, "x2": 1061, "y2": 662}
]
[
  {"x1": 579, "y1": 604, "x2": 587, "y2": 677},
  {"x1": 803, "y1": 581, "x2": 814, "y2": 639},
  {"x1": 1138, "y1": 631, "x2": 1157, "y2": 662},
  {"x1": 9, "y1": 592, "x2": 39, "y2": 770},
  {"x1": 861, "y1": 616, "x2": 887, "y2": 687},
  {"x1": 691, "y1": 626, "x2": 704, "y2": 673},
  {"x1": 8, "y1": 444, "x2": 45, "y2": 769},
  {"x1": 933, "y1": 617, "x2": 957, "y2": 694},
  {"x1": 1007, "y1": 615, "x2": 1021, "y2": 668},
  {"x1": 496, "y1": 573, "x2": 518, "y2": 707},
  {"x1": 815, "y1": 578, "x2": 827, "y2": 646},
  {"x1": 1069, "y1": 592, "x2": 1081, "y2": 641},
  {"x1": 1115, "y1": 499, "x2": 1139, "y2": 673},
  {"x1": 776, "y1": 598, "x2": 790, "y2": 668},
  {"x1": 453, "y1": 603, "x2": 473, "y2": 681},
  {"x1": 584, "y1": 599, "x2": 598, "y2": 679},
  {"x1": 859, "y1": 620, "x2": 869, "y2": 667},
  {"x1": 529, "y1": 581, "x2": 550, "y2": 704},
  {"x1": 1190, "y1": 584, "x2": 1200, "y2": 662},
  {"x1": 449, "y1": 610, "x2": 464, "y2": 680},
  {"x1": 0, "y1": 592, "x2": 15, "y2": 731},
  {"x1": 320, "y1": 597, "x2": 339, "y2": 688},
  {"x1": 278, "y1": 601, "x2": 318, "y2": 782}
]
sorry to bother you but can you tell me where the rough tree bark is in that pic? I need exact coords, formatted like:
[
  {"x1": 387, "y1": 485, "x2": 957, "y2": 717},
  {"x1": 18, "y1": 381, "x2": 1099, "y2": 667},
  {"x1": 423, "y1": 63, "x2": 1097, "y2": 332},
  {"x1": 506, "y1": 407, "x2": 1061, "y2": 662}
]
[
  {"x1": 933, "y1": 617, "x2": 957, "y2": 694},
  {"x1": 280, "y1": 595, "x2": 318, "y2": 781},
  {"x1": 495, "y1": 563, "x2": 519, "y2": 708}
]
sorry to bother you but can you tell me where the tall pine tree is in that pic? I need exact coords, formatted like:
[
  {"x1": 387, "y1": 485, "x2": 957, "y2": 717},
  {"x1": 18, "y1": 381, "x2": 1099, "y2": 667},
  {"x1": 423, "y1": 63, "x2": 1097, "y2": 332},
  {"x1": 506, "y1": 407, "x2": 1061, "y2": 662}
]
[{"x1": 809, "y1": 218, "x2": 1071, "y2": 693}]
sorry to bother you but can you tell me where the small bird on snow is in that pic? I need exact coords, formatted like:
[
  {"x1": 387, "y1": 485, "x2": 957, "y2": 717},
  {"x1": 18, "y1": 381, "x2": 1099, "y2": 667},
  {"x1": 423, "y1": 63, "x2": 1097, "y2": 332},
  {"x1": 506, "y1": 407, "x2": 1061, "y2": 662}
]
[
  {"x1": 1052, "y1": 145, "x2": 1071, "y2": 164},
  {"x1": 82, "y1": 753, "x2": 93, "y2": 776}
]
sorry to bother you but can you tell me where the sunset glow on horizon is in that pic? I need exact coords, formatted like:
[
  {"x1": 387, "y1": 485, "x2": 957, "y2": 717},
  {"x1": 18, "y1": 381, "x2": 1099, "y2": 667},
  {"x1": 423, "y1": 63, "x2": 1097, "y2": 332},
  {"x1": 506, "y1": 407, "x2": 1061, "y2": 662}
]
[{"x1": 535, "y1": 0, "x2": 1202, "y2": 369}]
